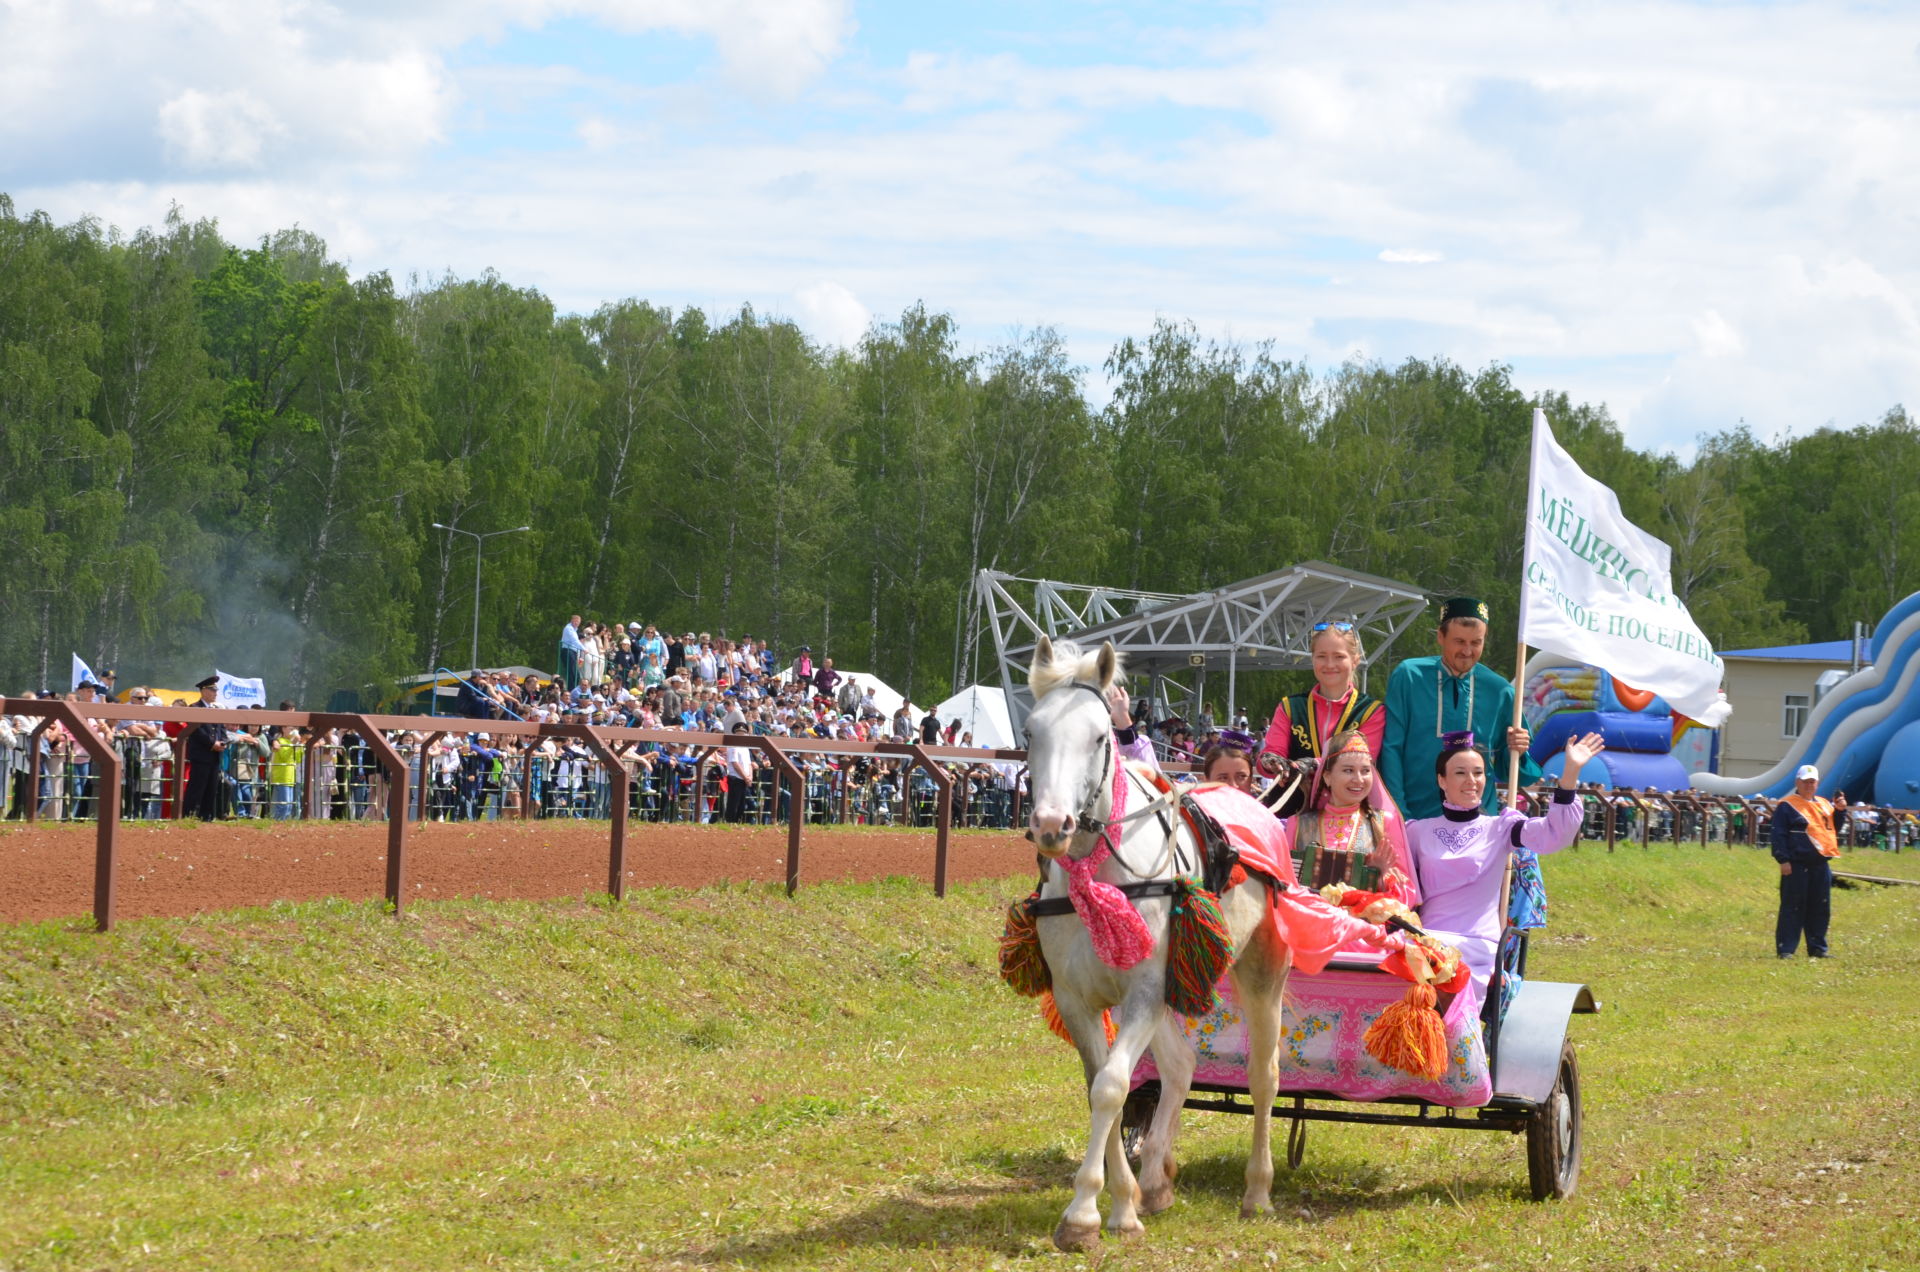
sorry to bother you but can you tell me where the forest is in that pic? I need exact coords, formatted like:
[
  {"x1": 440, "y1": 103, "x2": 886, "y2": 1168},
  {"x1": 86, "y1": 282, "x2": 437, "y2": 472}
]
[{"x1": 1, "y1": 195, "x2": 1913, "y2": 707}]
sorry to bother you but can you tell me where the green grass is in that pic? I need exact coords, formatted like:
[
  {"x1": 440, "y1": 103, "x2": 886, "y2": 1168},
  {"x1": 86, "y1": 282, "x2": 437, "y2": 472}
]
[{"x1": 3, "y1": 843, "x2": 1919, "y2": 1271}]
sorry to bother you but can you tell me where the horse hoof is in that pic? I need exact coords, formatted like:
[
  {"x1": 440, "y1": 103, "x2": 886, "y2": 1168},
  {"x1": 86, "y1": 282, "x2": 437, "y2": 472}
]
[
  {"x1": 1109, "y1": 1218, "x2": 1147, "y2": 1240},
  {"x1": 1238, "y1": 1201, "x2": 1272, "y2": 1220},
  {"x1": 1139, "y1": 1183, "x2": 1175, "y2": 1215},
  {"x1": 1053, "y1": 1220, "x2": 1102, "y2": 1253}
]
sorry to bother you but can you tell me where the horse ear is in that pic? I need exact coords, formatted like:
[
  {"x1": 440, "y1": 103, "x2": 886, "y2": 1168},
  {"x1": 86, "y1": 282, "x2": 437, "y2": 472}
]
[
  {"x1": 1030, "y1": 636, "x2": 1055, "y2": 688},
  {"x1": 1096, "y1": 641, "x2": 1117, "y2": 689}
]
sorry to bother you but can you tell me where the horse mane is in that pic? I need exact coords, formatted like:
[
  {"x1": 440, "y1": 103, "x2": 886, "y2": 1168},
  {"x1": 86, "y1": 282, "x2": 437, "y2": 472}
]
[{"x1": 1029, "y1": 639, "x2": 1124, "y2": 701}]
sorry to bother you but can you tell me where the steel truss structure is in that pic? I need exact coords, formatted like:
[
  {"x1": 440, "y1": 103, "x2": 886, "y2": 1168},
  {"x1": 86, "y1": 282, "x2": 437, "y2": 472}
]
[{"x1": 967, "y1": 562, "x2": 1430, "y2": 730}]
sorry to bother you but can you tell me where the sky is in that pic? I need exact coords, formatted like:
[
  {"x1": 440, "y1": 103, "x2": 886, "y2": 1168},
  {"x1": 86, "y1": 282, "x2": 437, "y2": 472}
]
[{"x1": 4, "y1": 0, "x2": 1918, "y2": 454}]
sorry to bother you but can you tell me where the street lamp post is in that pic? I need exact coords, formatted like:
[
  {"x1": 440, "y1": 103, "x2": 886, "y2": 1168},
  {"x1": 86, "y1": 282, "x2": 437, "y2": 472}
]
[{"x1": 432, "y1": 523, "x2": 532, "y2": 671}]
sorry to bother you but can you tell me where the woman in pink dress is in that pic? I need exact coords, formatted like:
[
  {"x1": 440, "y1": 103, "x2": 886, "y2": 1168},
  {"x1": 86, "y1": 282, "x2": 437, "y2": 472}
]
[
  {"x1": 1288, "y1": 729, "x2": 1416, "y2": 903},
  {"x1": 1404, "y1": 730, "x2": 1604, "y2": 1013}
]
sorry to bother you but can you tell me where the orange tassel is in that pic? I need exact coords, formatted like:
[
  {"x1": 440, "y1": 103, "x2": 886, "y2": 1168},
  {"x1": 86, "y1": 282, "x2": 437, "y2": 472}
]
[
  {"x1": 1039, "y1": 990, "x2": 1116, "y2": 1046},
  {"x1": 1363, "y1": 982, "x2": 1448, "y2": 1080}
]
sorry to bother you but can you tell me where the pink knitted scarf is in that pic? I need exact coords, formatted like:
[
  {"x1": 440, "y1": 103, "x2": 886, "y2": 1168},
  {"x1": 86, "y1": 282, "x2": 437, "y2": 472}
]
[{"x1": 1061, "y1": 746, "x2": 1156, "y2": 969}]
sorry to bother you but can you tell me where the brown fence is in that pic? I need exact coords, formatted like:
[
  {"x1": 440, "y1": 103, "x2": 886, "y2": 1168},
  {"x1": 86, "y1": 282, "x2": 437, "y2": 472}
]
[
  {"x1": 6, "y1": 697, "x2": 1910, "y2": 932},
  {"x1": 0, "y1": 699, "x2": 1051, "y2": 931}
]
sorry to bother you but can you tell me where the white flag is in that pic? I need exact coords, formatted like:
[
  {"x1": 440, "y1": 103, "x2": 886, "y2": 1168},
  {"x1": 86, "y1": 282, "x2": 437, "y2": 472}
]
[
  {"x1": 213, "y1": 670, "x2": 267, "y2": 709},
  {"x1": 1521, "y1": 409, "x2": 1732, "y2": 727},
  {"x1": 71, "y1": 653, "x2": 99, "y2": 691}
]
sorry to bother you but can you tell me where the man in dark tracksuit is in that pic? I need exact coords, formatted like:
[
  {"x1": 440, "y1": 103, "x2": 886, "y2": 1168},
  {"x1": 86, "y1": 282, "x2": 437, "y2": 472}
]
[{"x1": 1771, "y1": 763, "x2": 1843, "y2": 959}]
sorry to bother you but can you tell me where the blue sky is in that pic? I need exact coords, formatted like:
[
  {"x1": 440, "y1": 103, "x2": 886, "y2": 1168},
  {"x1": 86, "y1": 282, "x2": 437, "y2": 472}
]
[{"x1": 5, "y1": 0, "x2": 1919, "y2": 452}]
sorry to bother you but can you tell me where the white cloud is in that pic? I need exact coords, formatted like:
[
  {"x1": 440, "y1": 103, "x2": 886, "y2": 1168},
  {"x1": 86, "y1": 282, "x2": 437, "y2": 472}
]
[
  {"x1": 793, "y1": 281, "x2": 870, "y2": 349},
  {"x1": 0, "y1": 0, "x2": 849, "y2": 181},
  {"x1": 576, "y1": 116, "x2": 621, "y2": 150},
  {"x1": 6, "y1": 0, "x2": 1917, "y2": 452},
  {"x1": 1691, "y1": 310, "x2": 1744, "y2": 360},
  {"x1": 156, "y1": 89, "x2": 286, "y2": 171}
]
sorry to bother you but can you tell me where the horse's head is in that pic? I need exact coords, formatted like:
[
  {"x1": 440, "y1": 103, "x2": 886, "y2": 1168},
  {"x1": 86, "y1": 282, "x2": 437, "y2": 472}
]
[{"x1": 1025, "y1": 636, "x2": 1121, "y2": 857}]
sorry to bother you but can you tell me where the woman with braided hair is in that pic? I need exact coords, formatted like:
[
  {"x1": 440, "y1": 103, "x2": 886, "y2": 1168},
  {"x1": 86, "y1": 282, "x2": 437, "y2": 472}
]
[{"x1": 1287, "y1": 728, "x2": 1417, "y2": 904}]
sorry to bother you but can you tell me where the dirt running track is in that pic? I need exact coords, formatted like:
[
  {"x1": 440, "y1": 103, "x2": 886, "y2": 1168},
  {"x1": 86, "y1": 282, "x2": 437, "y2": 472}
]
[{"x1": 0, "y1": 820, "x2": 1037, "y2": 925}]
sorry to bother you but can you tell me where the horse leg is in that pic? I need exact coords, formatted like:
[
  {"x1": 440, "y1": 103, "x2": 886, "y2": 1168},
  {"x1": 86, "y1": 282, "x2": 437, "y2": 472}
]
[
  {"x1": 1099, "y1": 990, "x2": 1162, "y2": 1240},
  {"x1": 1049, "y1": 985, "x2": 1114, "y2": 1252},
  {"x1": 1053, "y1": 987, "x2": 1158, "y2": 1251},
  {"x1": 1231, "y1": 941, "x2": 1287, "y2": 1219},
  {"x1": 1137, "y1": 1007, "x2": 1194, "y2": 1215}
]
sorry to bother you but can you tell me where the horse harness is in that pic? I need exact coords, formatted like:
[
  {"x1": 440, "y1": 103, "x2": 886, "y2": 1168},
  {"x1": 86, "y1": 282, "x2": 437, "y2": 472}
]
[
  {"x1": 1024, "y1": 685, "x2": 1275, "y2": 917},
  {"x1": 1025, "y1": 794, "x2": 1268, "y2": 917}
]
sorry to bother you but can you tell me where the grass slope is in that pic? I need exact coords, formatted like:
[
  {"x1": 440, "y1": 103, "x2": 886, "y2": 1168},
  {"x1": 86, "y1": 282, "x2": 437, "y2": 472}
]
[{"x1": 3, "y1": 843, "x2": 1919, "y2": 1271}]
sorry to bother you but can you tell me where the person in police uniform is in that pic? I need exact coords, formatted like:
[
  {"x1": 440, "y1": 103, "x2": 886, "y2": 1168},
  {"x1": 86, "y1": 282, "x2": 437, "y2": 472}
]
[{"x1": 183, "y1": 675, "x2": 229, "y2": 821}]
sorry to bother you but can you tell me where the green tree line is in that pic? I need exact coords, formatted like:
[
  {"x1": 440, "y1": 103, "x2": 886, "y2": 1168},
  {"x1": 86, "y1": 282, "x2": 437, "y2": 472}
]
[{"x1": 0, "y1": 197, "x2": 1910, "y2": 706}]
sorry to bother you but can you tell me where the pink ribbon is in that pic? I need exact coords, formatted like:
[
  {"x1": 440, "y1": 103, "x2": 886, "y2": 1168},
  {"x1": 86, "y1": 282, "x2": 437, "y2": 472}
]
[{"x1": 1062, "y1": 746, "x2": 1156, "y2": 969}]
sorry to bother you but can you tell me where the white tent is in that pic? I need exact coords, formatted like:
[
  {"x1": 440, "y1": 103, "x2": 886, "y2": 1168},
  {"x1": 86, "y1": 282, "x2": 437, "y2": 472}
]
[
  {"x1": 776, "y1": 668, "x2": 912, "y2": 718},
  {"x1": 933, "y1": 684, "x2": 1018, "y2": 750}
]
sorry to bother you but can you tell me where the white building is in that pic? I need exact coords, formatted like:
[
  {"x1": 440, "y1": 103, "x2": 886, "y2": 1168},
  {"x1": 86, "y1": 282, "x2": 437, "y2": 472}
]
[{"x1": 1714, "y1": 640, "x2": 1861, "y2": 779}]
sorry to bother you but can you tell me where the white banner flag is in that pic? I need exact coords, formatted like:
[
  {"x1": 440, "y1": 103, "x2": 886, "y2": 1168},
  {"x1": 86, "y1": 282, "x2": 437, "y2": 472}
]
[
  {"x1": 214, "y1": 669, "x2": 267, "y2": 709},
  {"x1": 71, "y1": 653, "x2": 100, "y2": 691},
  {"x1": 1521, "y1": 409, "x2": 1732, "y2": 727}
]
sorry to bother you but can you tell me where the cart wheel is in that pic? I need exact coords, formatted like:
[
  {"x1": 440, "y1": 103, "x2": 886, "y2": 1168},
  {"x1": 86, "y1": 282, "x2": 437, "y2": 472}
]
[
  {"x1": 1120, "y1": 1084, "x2": 1158, "y2": 1170},
  {"x1": 1526, "y1": 1038, "x2": 1582, "y2": 1201}
]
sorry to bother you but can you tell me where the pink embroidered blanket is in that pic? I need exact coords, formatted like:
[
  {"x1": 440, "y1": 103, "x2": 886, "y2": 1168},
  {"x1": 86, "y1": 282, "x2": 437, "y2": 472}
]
[
  {"x1": 1131, "y1": 964, "x2": 1493, "y2": 1107},
  {"x1": 1176, "y1": 782, "x2": 1394, "y2": 976},
  {"x1": 1179, "y1": 783, "x2": 1295, "y2": 885}
]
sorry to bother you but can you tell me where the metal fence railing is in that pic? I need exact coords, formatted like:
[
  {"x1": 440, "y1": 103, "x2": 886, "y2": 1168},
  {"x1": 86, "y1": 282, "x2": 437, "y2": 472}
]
[{"x1": 8, "y1": 696, "x2": 1910, "y2": 933}]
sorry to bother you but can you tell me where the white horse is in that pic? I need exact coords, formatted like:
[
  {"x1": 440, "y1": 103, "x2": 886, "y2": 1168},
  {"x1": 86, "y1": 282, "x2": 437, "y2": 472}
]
[{"x1": 1026, "y1": 637, "x2": 1294, "y2": 1250}]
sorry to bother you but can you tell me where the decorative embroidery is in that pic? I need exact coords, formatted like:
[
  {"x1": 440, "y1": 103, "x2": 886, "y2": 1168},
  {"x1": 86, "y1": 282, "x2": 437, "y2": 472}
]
[
  {"x1": 1283, "y1": 1015, "x2": 1332, "y2": 1066},
  {"x1": 1321, "y1": 808, "x2": 1362, "y2": 856},
  {"x1": 1431, "y1": 821, "x2": 1484, "y2": 855}
]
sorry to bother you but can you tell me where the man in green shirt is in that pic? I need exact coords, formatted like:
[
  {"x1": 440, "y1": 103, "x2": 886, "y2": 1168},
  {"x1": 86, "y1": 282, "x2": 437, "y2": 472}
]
[{"x1": 1380, "y1": 597, "x2": 1540, "y2": 820}]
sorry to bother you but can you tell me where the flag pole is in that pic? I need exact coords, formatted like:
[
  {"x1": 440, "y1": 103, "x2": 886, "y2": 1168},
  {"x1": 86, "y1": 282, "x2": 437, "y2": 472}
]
[
  {"x1": 1508, "y1": 636, "x2": 1528, "y2": 809},
  {"x1": 1500, "y1": 634, "x2": 1526, "y2": 930}
]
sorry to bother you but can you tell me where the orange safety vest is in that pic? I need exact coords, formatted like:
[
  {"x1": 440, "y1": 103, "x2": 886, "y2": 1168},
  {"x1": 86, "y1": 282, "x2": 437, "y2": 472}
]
[{"x1": 1781, "y1": 794, "x2": 1840, "y2": 858}]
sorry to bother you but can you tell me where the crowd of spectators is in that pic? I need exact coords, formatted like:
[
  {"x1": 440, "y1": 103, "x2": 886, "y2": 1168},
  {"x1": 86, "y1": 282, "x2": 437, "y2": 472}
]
[
  {"x1": 13, "y1": 616, "x2": 1919, "y2": 845},
  {"x1": 0, "y1": 692, "x2": 1026, "y2": 829},
  {"x1": 462, "y1": 616, "x2": 990, "y2": 745},
  {"x1": 0, "y1": 615, "x2": 1024, "y2": 826}
]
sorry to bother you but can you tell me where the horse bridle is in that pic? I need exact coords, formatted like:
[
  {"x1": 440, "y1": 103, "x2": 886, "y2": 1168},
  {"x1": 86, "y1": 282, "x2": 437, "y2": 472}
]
[{"x1": 1039, "y1": 681, "x2": 1184, "y2": 878}]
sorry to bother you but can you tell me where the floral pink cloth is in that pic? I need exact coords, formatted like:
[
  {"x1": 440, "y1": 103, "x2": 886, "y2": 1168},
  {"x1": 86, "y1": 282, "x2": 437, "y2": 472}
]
[
  {"x1": 1132, "y1": 964, "x2": 1493, "y2": 1107},
  {"x1": 1179, "y1": 784, "x2": 1400, "y2": 974}
]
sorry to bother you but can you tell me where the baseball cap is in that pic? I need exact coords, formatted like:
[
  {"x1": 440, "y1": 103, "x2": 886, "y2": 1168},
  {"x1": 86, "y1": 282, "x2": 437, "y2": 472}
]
[{"x1": 1795, "y1": 764, "x2": 1820, "y2": 782}]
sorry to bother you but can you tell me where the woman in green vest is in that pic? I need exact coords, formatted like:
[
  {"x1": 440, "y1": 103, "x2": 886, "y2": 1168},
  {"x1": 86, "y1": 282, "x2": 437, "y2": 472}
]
[{"x1": 1257, "y1": 621, "x2": 1385, "y2": 772}]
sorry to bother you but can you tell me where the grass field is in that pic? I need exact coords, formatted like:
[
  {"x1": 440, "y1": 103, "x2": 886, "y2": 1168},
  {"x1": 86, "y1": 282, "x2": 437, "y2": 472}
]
[{"x1": 4, "y1": 838, "x2": 1920, "y2": 1271}]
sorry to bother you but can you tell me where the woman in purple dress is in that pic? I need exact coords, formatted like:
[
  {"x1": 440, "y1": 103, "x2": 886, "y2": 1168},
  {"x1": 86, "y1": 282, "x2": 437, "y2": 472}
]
[{"x1": 1404, "y1": 730, "x2": 1604, "y2": 1015}]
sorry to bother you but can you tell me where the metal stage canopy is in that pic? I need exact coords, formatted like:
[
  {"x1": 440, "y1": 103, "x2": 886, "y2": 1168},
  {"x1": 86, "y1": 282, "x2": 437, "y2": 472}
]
[{"x1": 966, "y1": 562, "x2": 1429, "y2": 730}]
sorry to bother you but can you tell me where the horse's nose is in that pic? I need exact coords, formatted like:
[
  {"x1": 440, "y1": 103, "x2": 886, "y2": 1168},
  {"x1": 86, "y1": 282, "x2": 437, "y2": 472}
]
[{"x1": 1030, "y1": 806, "x2": 1075, "y2": 851}]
